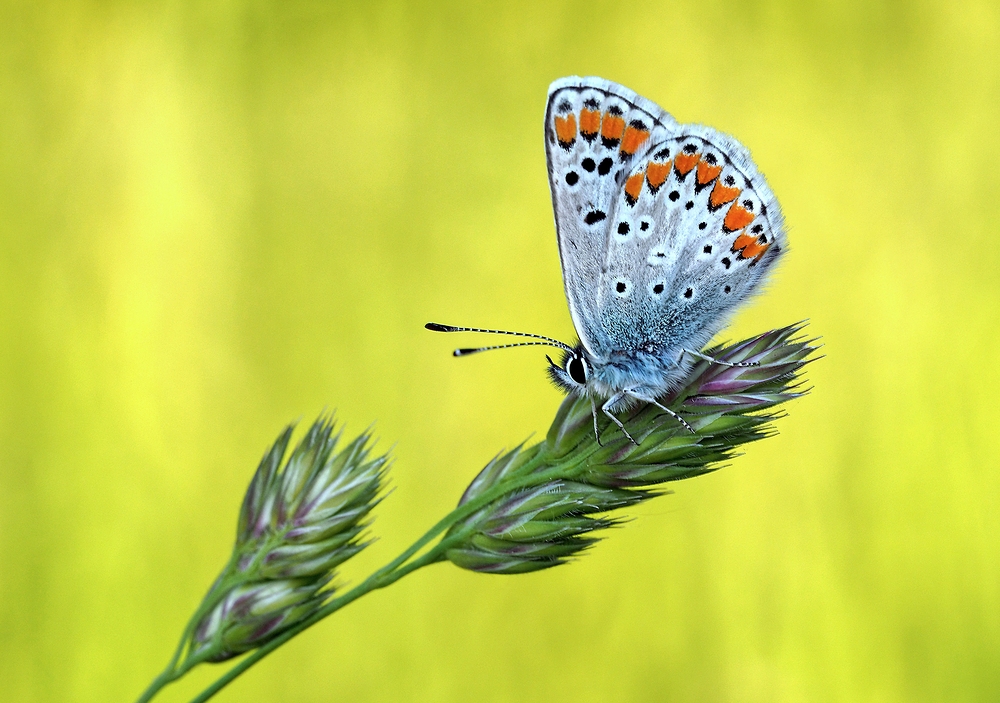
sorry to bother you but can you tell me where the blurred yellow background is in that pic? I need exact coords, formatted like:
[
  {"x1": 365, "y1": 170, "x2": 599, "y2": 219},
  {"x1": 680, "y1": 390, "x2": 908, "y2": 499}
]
[{"x1": 2, "y1": 1, "x2": 999, "y2": 701}]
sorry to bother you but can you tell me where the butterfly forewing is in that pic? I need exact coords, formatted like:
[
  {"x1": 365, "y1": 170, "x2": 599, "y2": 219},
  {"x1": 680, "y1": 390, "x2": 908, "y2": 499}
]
[{"x1": 544, "y1": 77, "x2": 678, "y2": 357}]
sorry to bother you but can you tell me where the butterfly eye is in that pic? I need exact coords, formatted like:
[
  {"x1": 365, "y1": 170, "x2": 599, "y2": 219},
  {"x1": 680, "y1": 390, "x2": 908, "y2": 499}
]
[{"x1": 567, "y1": 356, "x2": 588, "y2": 385}]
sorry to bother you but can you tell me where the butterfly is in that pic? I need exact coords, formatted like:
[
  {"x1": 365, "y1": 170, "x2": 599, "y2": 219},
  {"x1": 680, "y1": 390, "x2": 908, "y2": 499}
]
[{"x1": 428, "y1": 76, "x2": 786, "y2": 444}]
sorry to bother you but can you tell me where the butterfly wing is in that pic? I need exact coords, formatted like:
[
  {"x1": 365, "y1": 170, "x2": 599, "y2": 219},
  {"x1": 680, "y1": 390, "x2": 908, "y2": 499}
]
[
  {"x1": 597, "y1": 124, "x2": 787, "y2": 357},
  {"x1": 544, "y1": 77, "x2": 678, "y2": 357}
]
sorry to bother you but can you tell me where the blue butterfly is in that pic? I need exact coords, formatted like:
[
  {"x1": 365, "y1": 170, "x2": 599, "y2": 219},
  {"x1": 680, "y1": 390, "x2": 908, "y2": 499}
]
[{"x1": 429, "y1": 77, "x2": 785, "y2": 444}]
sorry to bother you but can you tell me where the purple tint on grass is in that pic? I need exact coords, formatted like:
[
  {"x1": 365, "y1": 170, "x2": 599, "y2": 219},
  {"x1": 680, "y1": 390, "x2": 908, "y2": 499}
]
[
  {"x1": 686, "y1": 394, "x2": 774, "y2": 408},
  {"x1": 249, "y1": 616, "x2": 285, "y2": 642},
  {"x1": 697, "y1": 373, "x2": 767, "y2": 395}
]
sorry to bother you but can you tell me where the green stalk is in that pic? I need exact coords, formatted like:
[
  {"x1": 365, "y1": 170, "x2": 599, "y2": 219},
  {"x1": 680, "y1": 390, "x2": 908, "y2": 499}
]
[
  {"x1": 188, "y1": 544, "x2": 448, "y2": 703},
  {"x1": 135, "y1": 561, "x2": 240, "y2": 703}
]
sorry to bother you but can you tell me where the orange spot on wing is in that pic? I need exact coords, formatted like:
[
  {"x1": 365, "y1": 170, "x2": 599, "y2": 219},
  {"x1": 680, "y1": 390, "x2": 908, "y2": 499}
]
[
  {"x1": 624, "y1": 171, "x2": 645, "y2": 205},
  {"x1": 580, "y1": 109, "x2": 601, "y2": 136},
  {"x1": 674, "y1": 152, "x2": 700, "y2": 175},
  {"x1": 646, "y1": 160, "x2": 671, "y2": 189},
  {"x1": 620, "y1": 126, "x2": 650, "y2": 155},
  {"x1": 724, "y1": 204, "x2": 755, "y2": 232},
  {"x1": 741, "y1": 239, "x2": 771, "y2": 260},
  {"x1": 732, "y1": 232, "x2": 756, "y2": 253},
  {"x1": 601, "y1": 113, "x2": 625, "y2": 141},
  {"x1": 709, "y1": 181, "x2": 740, "y2": 208},
  {"x1": 696, "y1": 161, "x2": 723, "y2": 185},
  {"x1": 554, "y1": 114, "x2": 577, "y2": 146}
]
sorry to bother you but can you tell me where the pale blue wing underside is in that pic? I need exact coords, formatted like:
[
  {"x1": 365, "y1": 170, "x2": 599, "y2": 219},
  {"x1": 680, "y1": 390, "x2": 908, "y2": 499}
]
[
  {"x1": 596, "y1": 127, "x2": 787, "y2": 357},
  {"x1": 545, "y1": 77, "x2": 786, "y2": 362}
]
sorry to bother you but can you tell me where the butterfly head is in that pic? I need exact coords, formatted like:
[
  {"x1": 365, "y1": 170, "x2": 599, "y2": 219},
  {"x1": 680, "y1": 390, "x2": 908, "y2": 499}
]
[{"x1": 546, "y1": 346, "x2": 592, "y2": 394}]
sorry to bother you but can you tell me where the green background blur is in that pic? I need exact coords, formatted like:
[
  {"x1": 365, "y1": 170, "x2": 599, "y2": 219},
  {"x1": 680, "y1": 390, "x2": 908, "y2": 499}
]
[{"x1": 2, "y1": 1, "x2": 999, "y2": 701}]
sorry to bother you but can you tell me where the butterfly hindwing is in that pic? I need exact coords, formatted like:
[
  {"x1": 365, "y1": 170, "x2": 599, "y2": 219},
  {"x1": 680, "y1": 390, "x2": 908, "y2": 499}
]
[
  {"x1": 597, "y1": 125, "x2": 787, "y2": 356},
  {"x1": 544, "y1": 77, "x2": 677, "y2": 357}
]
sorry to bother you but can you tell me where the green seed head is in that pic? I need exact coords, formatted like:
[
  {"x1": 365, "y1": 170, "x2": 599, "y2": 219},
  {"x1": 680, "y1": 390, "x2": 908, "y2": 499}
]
[
  {"x1": 191, "y1": 577, "x2": 330, "y2": 661},
  {"x1": 446, "y1": 323, "x2": 817, "y2": 573},
  {"x1": 191, "y1": 417, "x2": 388, "y2": 661}
]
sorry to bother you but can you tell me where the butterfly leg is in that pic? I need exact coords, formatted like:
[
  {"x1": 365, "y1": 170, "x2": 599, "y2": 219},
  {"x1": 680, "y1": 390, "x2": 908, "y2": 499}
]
[
  {"x1": 627, "y1": 391, "x2": 696, "y2": 434},
  {"x1": 601, "y1": 393, "x2": 638, "y2": 446},
  {"x1": 681, "y1": 349, "x2": 759, "y2": 368},
  {"x1": 590, "y1": 396, "x2": 604, "y2": 446}
]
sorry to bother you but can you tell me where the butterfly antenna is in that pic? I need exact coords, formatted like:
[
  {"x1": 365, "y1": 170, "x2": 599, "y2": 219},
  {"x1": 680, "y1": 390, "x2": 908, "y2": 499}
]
[
  {"x1": 452, "y1": 341, "x2": 570, "y2": 357},
  {"x1": 425, "y1": 322, "x2": 574, "y2": 354}
]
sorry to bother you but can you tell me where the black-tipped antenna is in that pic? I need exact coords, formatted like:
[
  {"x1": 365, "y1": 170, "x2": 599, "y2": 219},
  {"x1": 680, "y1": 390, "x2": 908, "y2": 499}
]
[
  {"x1": 425, "y1": 322, "x2": 574, "y2": 354},
  {"x1": 424, "y1": 322, "x2": 573, "y2": 352},
  {"x1": 454, "y1": 341, "x2": 569, "y2": 357}
]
